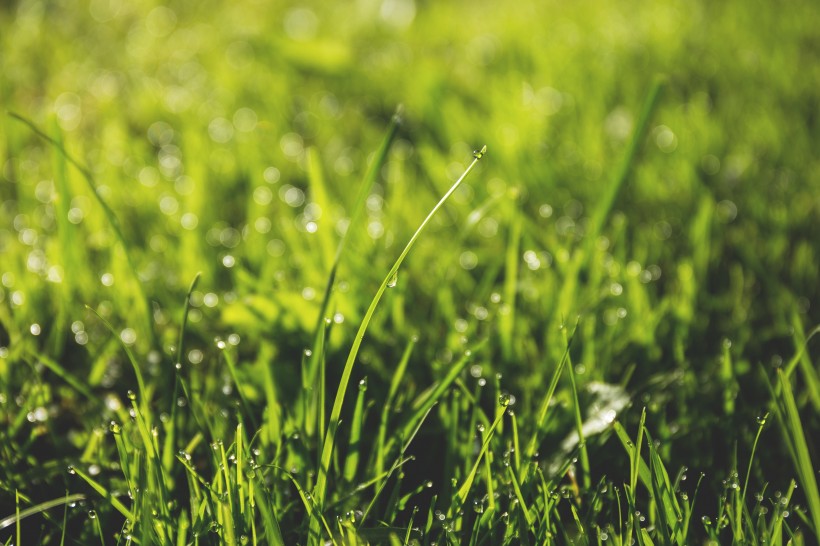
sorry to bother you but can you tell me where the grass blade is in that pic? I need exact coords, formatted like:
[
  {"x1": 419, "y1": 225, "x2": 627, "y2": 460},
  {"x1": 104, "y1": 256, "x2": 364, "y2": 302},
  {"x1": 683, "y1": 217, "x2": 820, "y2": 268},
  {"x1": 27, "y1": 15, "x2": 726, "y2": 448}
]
[
  {"x1": 775, "y1": 369, "x2": 820, "y2": 538},
  {"x1": 68, "y1": 465, "x2": 135, "y2": 522},
  {"x1": 310, "y1": 144, "x2": 487, "y2": 544},
  {"x1": 0, "y1": 493, "x2": 84, "y2": 531}
]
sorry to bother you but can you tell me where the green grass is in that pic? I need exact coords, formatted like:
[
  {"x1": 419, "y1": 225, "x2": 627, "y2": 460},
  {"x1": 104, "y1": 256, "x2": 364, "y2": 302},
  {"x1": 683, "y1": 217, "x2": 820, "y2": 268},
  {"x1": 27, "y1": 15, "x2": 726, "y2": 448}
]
[{"x1": 1, "y1": 0, "x2": 820, "y2": 543}]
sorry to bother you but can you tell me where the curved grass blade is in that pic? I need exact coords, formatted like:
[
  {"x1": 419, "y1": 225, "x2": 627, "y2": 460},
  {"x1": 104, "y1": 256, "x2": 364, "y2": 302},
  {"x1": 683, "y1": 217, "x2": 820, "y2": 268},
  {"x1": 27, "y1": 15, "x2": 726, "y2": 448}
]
[
  {"x1": 0, "y1": 493, "x2": 85, "y2": 531},
  {"x1": 68, "y1": 465, "x2": 135, "y2": 521},
  {"x1": 309, "y1": 144, "x2": 487, "y2": 545},
  {"x1": 303, "y1": 110, "x2": 403, "y2": 439}
]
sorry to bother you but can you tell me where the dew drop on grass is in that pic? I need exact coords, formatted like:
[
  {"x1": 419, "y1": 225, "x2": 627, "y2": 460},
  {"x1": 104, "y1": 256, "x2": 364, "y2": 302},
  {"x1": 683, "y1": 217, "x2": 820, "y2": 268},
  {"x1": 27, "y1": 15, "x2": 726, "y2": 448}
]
[
  {"x1": 387, "y1": 271, "x2": 398, "y2": 288},
  {"x1": 472, "y1": 145, "x2": 487, "y2": 160},
  {"x1": 109, "y1": 421, "x2": 121, "y2": 434},
  {"x1": 88, "y1": 510, "x2": 97, "y2": 519},
  {"x1": 126, "y1": 390, "x2": 136, "y2": 401},
  {"x1": 498, "y1": 393, "x2": 511, "y2": 407},
  {"x1": 67, "y1": 465, "x2": 76, "y2": 474}
]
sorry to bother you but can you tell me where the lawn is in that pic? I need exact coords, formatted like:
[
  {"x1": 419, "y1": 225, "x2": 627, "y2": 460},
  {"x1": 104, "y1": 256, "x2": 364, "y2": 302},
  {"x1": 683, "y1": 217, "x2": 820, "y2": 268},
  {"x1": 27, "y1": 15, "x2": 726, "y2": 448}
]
[{"x1": 1, "y1": 0, "x2": 819, "y2": 544}]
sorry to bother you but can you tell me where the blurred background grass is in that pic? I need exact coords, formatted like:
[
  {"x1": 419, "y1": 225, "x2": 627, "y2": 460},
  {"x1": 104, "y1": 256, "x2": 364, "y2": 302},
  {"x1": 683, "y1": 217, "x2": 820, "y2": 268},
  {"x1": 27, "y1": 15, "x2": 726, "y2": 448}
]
[{"x1": 1, "y1": 0, "x2": 819, "y2": 538}]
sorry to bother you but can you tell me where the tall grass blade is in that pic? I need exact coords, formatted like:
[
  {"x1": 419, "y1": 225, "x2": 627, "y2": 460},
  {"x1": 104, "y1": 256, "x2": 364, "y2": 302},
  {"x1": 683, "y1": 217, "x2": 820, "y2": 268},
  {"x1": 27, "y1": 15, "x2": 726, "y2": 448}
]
[
  {"x1": 303, "y1": 109, "x2": 402, "y2": 420},
  {"x1": 68, "y1": 465, "x2": 135, "y2": 521},
  {"x1": 1, "y1": 493, "x2": 84, "y2": 531},
  {"x1": 310, "y1": 144, "x2": 487, "y2": 545},
  {"x1": 775, "y1": 370, "x2": 820, "y2": 538}
]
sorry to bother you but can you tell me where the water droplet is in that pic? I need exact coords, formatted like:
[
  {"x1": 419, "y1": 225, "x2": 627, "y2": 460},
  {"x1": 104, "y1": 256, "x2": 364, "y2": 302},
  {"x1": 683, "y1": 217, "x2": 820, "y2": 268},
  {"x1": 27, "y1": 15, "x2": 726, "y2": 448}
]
[
  {"x1": 473, "y1": 145, "x2": 487, "y2": 160},
  {"x1": 126, "y1": 390, "x2": 136, "y2": 401},
  {"x1": 67, "y1": 465, "x2": 76, "y2": 475},
  {"x1": 498, "y1": 393, "x2": 511, "y2": 407},
  {"x1": 88, "y1": 510, "x2": 97, "y2": 519},
  {"x1": 701, "y1": 515, "x2": 712, "y2": 526},
  {"x1": 387, "y1": 271, "x2": 398, "y2": 288}
]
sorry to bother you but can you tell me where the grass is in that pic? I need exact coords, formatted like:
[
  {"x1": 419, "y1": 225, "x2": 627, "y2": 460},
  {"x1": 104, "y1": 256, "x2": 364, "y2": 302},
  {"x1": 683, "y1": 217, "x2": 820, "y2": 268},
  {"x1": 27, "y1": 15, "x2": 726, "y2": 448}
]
[{"x1": 1, "y1": 0, "x2": 820, "y2": 544}]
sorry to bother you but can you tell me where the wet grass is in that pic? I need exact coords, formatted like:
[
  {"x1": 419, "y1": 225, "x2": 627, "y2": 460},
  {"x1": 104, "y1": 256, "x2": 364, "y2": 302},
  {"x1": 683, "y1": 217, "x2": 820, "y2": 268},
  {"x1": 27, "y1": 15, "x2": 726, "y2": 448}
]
[{"x1": 1, "y1": 0, "x2": 820, "y2": 544}]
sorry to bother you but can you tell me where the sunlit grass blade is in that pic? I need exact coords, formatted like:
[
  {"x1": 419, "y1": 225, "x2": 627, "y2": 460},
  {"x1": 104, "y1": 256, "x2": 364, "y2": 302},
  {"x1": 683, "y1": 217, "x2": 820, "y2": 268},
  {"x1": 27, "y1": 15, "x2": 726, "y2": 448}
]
[
  {"x1": 785, "y1": 314, "x2": 820, "y2": 410},
  {"x1": 0, "y1": 492, "x2": 85, "y2": 532},
  {"x1": 302, "y1": 109, "x2": 402, "y2": 431},
  {"x1": 68, "y1": 465, "x2": 135, "y2": 521},
  {"x1": 310, "y1": 144, "x2": 487, "y2": 545},
  {"x1": 455, "y1": 404, "x2": 505, "y2": 510},
  {"x1": 774, "y1": 369, "x2": 820, "y2": 538},
  {"x1": 738, "y1": 411, "x2": 769, "y2": 542}
]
